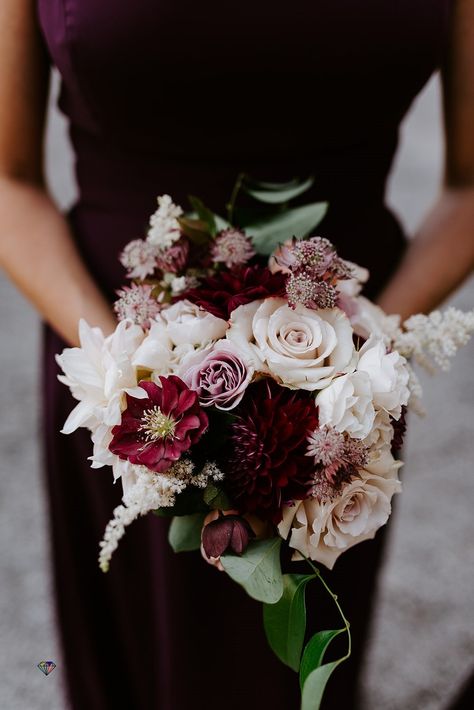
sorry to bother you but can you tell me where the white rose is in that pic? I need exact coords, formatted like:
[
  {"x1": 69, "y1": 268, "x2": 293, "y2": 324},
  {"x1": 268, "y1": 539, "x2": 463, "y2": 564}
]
[
  {"x1": 279, "y1": 472, "x2": 401, "y2": 569},
  {"x1": 364, "y1": 443, "x2": 403, "y2": 478},
  {"x1": 160, "y1": 300, "x2": 228, "y2": 346},
  {"x1": 225, "y1": 300, "x2": 268, "y2": 371},
  {"x1": 362, "y1": 409, "x2": 394, "y2": 453},
  {"x1": 316, "y1": 370, "x2": 376, "y2": 439},
  {"x1": 337, "y1": 261, "x2": 369, "y2": 298},
  {"x1": 350, "y1": 296, "x2": 401, "y2": 343},
  {"x1": 357, "y1": 335, "x2": 410, "y2": 419},
  {"x1": 251, "y1": 298, "x2": 356, "y2": 391}
]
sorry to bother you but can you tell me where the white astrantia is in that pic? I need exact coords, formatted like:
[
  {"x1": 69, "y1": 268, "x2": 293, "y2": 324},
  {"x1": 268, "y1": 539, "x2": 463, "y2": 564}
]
[
  {"x1": 56, "y1": 319, "x2": 146, "y2": 434},
  {"x1": 147, "y1": 194, "x2": 183, "y2": 248},
  {"x1": 316, "y1": 370, "x2": 376, "y2": 439},
  {"x1": 357, "y1": 334, "x2": 410, "y2": 419},
  {"x1": 278, "y1": 472, "x2": 401, "y2": 569},
  {"x1": 119, "y1": 238, "x2": 159, "y2": 280},
  {"x1": 99, "y1": 458, "x2": 225, "y2": 571},
  {"x1": 232, "y1": 298, "x2": 356, "y2": 391}
]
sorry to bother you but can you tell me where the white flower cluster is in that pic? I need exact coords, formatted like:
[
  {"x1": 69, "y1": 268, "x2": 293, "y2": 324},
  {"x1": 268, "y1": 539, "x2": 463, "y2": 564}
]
[
  {"x1": 394, "y1": 307, "x2": 474, "y2": 372},
  {"x1": 99, "y1": 459, "x2": 223, "y2": 571},
  {"x1": 147, "y1": 194, "x2": 183, "y2": 248}
]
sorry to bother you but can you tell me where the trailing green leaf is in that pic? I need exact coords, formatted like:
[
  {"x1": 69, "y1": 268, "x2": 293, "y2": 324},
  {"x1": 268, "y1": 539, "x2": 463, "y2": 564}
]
[
  {"x1": 168, "y1": 513, "x2": 206, "y2": 553},
  {"x1": 299, "y1": 629, "x2": 345, "y2": 689},
  {"x1": 300, "y1": 660, "x2": 344, "y2": 710},
  {"x1": 246, "y1": 202, "x2": 328, "y2": 255},
  {"x1": 178, "y1": 216, "x2": 212, "y2": 245},
  {"x1": 188, "y1": 196, "x2": 218, "y2": 236},
  {"x1": 221, "y1": 537, "x2": 283, "y2": 603},
  {"x1": 244, "y1": 176, "x2": 301, "y2": 191},
  {"x1": 243, "y1": 176, "x2": 314, "y2": 204},
  {"x1": 263, "y1": 573, "x2": 315, "y2": 672}
]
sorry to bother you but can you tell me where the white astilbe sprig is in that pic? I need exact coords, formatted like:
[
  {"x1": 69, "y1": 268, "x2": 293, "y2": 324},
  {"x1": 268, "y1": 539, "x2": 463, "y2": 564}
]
[
  {"x1": 393, "y1": 307, "x2": 474, "y2": 373},
  {"x1": 99, "y1": 459, "x2": 225, "y2": 571}
]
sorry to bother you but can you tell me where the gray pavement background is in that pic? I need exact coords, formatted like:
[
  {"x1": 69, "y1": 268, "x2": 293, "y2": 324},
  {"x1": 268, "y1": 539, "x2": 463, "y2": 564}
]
[{"x1": 0, "y1": 73, "x2": 473, "y2": 710}]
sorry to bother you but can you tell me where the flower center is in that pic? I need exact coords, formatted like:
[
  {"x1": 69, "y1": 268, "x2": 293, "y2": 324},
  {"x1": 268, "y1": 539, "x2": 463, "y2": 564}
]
[{"x1": 140, "y1": 406, "x2": 176, "y2": 441}]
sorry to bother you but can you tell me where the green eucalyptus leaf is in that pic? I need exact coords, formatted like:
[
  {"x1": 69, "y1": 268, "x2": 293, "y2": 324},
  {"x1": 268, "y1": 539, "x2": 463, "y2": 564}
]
[
  {"x1": 168, "y1": 513, "x2": 206, "y2": 553},
  {"x1": 263, "y1": 573, "x2": 315, "y2": 672},
  {"x1": 299, "y1": 629, "x2": 345, "y2": 689},
  {"x1": 244, "y1": 176, "x2": 301, "y2": 191},
  {"x1": 300, "y1": 660, "x2": 344, "y2": 710},
  {"x1": 246, "y1": 202, "x2": 328, "y2": 256},
  {"x1": 214, "y1": 213, "x2": 232, "y2": 231},
  {"x1": 203, "y1": 483, "x2": 232, "y2": 511},
  {"x1": 221, "y1": 537, "x2": 283, "y2": 603},
  {"x1": 243, "y1": 176, "x2": 314, "y2": 204},
  {"x1": 188, "y1": 196, "x2": 218, "y2": 236}
]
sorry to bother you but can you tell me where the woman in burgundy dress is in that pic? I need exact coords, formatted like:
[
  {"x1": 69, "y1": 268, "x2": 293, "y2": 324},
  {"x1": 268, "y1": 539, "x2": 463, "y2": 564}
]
[{"x1": 0, "y1": 1, "x2": 473, "y2": 708}]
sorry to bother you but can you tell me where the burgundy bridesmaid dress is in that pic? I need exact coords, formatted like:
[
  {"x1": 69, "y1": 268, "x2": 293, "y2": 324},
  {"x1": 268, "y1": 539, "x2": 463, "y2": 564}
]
[{"x1": 36, "y1": 1, "x2": 452, "y2": 708}]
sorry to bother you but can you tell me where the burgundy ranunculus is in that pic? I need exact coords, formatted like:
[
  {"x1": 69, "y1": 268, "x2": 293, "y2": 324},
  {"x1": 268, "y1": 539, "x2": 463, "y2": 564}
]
[
  {"x1": 202, "y1": 514, "x2": 255, "y2": 558},
  {"x1": 109, "y1": 376, "x2": 208, "y2": 473},
  {"x1": 225, "y1": 379, "x2": 319, "y2": 523},
  {"x1": 179, "y1": 264, "x2": 286, "y2": 320}
]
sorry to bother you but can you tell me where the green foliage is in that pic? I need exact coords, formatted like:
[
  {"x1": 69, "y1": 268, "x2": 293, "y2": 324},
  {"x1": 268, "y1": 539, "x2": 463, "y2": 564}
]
[
  {"x1": 203, "y1": 483, "x2": 232, "y2": 511},
  {"x1": 168, "y1": 513, "x2": 207, "y2": 553},
  {"x1": 263, "y1": 574, "x2": 315, "y2": 671},
  {"x1": 221, "y1": 538, "x2": 283, "y2": 603},
  {"x1": 246, "y1": 202, "x2": 328, "y2": 255},
  {"x1": 300, "y1": 660, "x2": 344, "y2": 710},
  {"x1": 243, "y1": 175, "x2": 314, "y2": 204},
  {"x1": 188, "y1": 196, "x2": 217, "y2": 236},
  {"x1": 299, "y1": 629, "x2": 345, "y2": 689}
]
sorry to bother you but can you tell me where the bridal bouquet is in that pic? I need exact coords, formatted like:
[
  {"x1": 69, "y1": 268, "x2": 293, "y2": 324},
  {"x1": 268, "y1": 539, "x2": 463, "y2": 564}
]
[{"x1": 57, "y1": 177, "x2": 474, "y2": 709}]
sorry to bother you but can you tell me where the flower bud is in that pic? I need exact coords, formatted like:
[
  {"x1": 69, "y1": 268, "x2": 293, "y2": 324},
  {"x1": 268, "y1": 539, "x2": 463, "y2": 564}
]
[{"x1": 202, "y1": 515, "x2": 255, "y2": 559}]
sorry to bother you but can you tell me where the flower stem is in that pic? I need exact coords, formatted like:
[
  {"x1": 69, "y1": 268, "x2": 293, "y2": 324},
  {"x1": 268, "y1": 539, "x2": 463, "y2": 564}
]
[
  {"x1": 227, "y1": 172, "x2": 245, "y2": 224},
  {"x1": 304, "y1": 556, "x2": 352, "y2": 660}
]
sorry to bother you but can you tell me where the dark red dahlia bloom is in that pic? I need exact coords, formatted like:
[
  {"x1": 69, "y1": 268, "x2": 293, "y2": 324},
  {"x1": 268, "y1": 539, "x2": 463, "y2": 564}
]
[
  {"x1": 109, "y1": 376, "x2": 208, "y2": 473},
  {"x1": 391, "y1": 406, "x2": 407, "y2": 454},
  {"x1": 178, "y1": 264, "x2": 286, "y2": 320},
  {"x1": 225, "y1": 379, "x2": 319, "y2": 523}
]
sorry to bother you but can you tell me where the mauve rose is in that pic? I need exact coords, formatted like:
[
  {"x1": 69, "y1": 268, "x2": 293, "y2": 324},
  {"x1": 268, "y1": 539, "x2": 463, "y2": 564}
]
[{"x1": 178, "y1": 342, "x2": 254, "y2": 410}]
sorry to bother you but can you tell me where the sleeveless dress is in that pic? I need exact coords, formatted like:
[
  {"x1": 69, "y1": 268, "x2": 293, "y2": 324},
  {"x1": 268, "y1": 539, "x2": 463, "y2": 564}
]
[{"x1": 36, "y1": 2, "x2": 451, "y2": 708}]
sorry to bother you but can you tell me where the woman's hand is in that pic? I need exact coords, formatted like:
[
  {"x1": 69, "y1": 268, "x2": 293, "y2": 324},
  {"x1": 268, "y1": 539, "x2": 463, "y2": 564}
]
[
  {"x1": 378, "y1": 0, "x2": 474, "y2": 320},
  {"x1": 0, "y1": 0, "x2": 116, "y2": 346}
]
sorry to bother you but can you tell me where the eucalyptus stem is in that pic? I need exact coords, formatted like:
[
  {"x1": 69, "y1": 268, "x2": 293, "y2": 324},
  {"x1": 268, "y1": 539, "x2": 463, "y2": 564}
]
[
  {"x1": 304, "y1": 556, "x2": 352, "y2": 660},
  {"x1": 227, "y1": 172, "x2": 245, "y2": 224}
]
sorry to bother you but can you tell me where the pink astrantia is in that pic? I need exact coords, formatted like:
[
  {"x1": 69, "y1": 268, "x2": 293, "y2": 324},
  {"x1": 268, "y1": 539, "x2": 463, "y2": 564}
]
[
  {"x1": 306, "y1": 426, "x2": 369, "y2": 500},
  {"x1": 109, "y1": 377, "x2": 208, "y2": 473},
  {"x1": 211, "y1": 228, "x2": 256, "y2": 268},
  {"x1": 155, "y1": 238, "x2": 190, "y2": 274},
  {"x1": 114, "y1": 284, "x2": 162, "y2": 329}
]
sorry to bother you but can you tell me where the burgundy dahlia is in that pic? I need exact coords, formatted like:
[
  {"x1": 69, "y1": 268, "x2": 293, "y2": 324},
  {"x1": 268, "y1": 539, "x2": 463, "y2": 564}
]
[
  {"x1": 109, "y1": 376, "x2": 208, "y2": 473},
  {"x1": 391, "y1": 406, "x2": 407, "y2": 454},
  {"x1": 179, "y1": 264, "x2": 286, "y2": 320},
  {"x1": 225, "y1": 379, "x2": 319, "y2": 523}
]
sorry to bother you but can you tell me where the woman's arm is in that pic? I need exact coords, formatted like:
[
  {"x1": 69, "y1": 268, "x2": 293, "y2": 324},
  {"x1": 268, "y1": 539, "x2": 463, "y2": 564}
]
[
  {"x1": 377, "y1": 0, "x2": 474, "y2": 320},
  {"x1": 0, "y1": 0, "x2": 116, "y2": 346}
]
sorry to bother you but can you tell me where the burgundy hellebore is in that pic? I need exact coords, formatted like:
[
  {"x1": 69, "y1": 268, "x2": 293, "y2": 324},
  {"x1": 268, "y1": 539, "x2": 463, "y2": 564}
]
[
  {"x1": 109, "y1": 376, "x2": 208, "y2": 473},
  {"x1": 202, "y1": 515, "x2": 255, "y2": 559}
]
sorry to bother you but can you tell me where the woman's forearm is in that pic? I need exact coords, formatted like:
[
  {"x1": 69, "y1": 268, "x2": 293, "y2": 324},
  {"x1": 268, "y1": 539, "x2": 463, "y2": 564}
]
[
  {"x1": 377, "y1": 187, "x2": 474, "y2": 319},
  {"x1": 0, "y1": 176, "x2": 116, "y2": 346}
]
